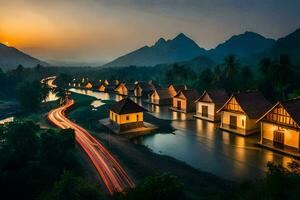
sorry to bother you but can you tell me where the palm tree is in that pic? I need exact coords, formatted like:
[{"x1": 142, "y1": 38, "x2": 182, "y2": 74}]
[{"x1": 223, "y1": 54, "x2": 238, "y2": 79}]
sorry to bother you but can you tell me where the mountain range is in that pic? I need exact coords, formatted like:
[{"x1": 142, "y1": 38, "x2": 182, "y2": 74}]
[
  {"x1": 104, "y1": 29, "x2": 300, "y2": 68},
  {"x1": 1, "y1": 28, "x2": 300, "y2": 70},
  {"x1": 103, "y1": 33, "x2": 206, "y2": 67},
  {"x1": 0, "y1": 43, "x2": 47, "y2": 70}
]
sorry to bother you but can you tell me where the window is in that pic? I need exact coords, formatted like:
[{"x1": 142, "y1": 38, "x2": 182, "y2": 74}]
[
  {"x1": 242, "y1": 119, "x2": 245, "y2": 127},
  {"x1": 137, "y1": 114, "x2": 139, "y2": 121},
  {"x1": 126, "y1": 116, "x2": 130, "y2": 121}
]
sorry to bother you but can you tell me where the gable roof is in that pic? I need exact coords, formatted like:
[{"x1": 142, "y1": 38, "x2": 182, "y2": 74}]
[
  {"x1": 152, "y1": 88, "x2": 172, "y2": 99},
  {"x1": 135, "y1": 82, "x2": 156, "y2": 92},
  {"x1": 168, "y1": 84, "x2": 187, "y2": 92},
  {"x1": 125, "y1": 83, "x2": 136, "y2": 91},
  {"x1": 218, "y1": 91, "x2": 271, "y2": 119},
  {"x1": 196, "y1": 90, "x2": 228, "y2": 109},
  {"x1": 174, "y1": 89, "x2": 199, "y2": 101},
  {"x1": 109, "y1": 98, "x2": 147, "y2": 114},
  {"x1": 257, "y1": 97, "x2": 300, "y2": 127}
]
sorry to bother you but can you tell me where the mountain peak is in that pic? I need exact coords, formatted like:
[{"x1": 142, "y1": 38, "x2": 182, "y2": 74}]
[
  {"x1": 154, "y1": 38, "x2": 166, "y2": 46},
  {"x1": 174, "y1": 33, "x2": 190, "y2": 41}
]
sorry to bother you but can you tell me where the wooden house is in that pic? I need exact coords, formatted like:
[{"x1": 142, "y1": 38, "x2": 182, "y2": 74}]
[
  {"x1": 98, "y1": 83, "x2": 106, "y2": 92},
  {"x1": 168, "y1": 84, "x2": 187, "y2": 97},
  {"x1": 84, "y1": 81, "x2": 93, "y2": 89},
  {"x1": 194, "y1": 90, "x2": 228, "y2": 122},
  {"x1": 171, "y1": 89, "x2": 199, "y2": 113},
  {"x1": 149, "y1": 88, "x2": 173, "y2": 105},
  {"x1": 134, "y1": 82, "x2": 158, "y2": 97},
  {"x1": 218, "y1": 91, "x2": 271, "y2": 136},
  {"x1": 115, "y1": 83, "x2": 136, "y2": 96},
  {"x1": 109, "y1": 98, "x2": 147, "y2": 132},
  {"x1": 257, "y1": 97, "x2": 300, "y2": 154}
]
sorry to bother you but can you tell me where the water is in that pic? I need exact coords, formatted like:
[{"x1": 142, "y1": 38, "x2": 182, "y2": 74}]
[
  {"x1": 69, "y1": 88, "x2": 296, "y2": 181},
  {"x1": 0, "y1": 116, "x2": 14, "y2": 125}
]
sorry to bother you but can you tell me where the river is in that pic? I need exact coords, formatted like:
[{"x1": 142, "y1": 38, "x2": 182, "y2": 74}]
[{"x1": 69, "y1": 88, "x2": 296, "y2": 181}]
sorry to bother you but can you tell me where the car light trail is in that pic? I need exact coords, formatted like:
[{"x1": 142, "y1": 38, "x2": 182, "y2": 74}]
[{"x1": 48, "y1": 98, "x2": 135, "y2": 194}]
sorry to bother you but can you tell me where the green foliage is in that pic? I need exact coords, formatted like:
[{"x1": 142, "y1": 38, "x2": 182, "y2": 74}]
[
  {"x1": 16, "y1": 80, "x2": 50, "y2": 111},
  {"x1": 114, "y1": 173, "x2": 185, "y2": 200},
  {"x1": 42, "y1": 171, "x2": 104, "y2": 200},
  {"x1": 236, "y1": 162, "x2": 300, "y2": 200},
  {"x1": 0, "y1": 120, "x2": 99, "y2": 200}
]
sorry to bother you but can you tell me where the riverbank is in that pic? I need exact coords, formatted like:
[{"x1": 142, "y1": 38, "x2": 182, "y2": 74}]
[{"x1": 66, "y1": 92, "x2": 236, "y2": 199}]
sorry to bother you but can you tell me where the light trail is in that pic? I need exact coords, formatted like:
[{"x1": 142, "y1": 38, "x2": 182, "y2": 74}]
[{"x1": 47, "y1": 85, "x2": 134, "y2": 194}]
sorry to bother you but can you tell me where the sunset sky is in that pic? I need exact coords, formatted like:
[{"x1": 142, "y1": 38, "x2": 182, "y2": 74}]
[{"x1": 1, "y1": 0, "x2": 300, "y2": 64}]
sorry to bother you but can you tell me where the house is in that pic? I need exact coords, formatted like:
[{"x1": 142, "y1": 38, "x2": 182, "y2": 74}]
[
  {"x1": 109, "y1": 98, "x2": 147, "y2": 132},
  {"x1": 171, "y1": 89, "x2": 199, "y2": 113},
  {"x1": 84, "y1": 81, "x2": 93, "y2": 89},
  {"x1": 149, "y1": 88, "x2": 173, "y2": 105},
  {"x1": 98, "y1": 83, "x2": 106, "y2": 92},
  {"x1": 134, "y1": 82, "x2": 157, "y2": 97},
  {"x1": 115, "y1": 83, "x2": 136, "y2": 96},
  {"x1": 218, "y1": 91, "x2": 271, "y2": 136},
  {"x1": 168, "y1": 84, "x2": 187, "y2": 97},
  {"x1": 257, "y1": 97, "x2": 300, "y2": 154},
  {"x1": 194, "y1": 90, "x2": 228, "y2": 122}
]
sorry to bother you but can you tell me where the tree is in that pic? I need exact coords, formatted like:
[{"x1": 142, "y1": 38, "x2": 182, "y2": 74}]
[
  {"x1": 16, "y1": 80, "x2": 44, "y2": 111},
  {"x1": 125, "y1": 173, "x2": 185, "y2": 200},
  {"x1": 42, "y1": 171, "x2": 104, "y2": 200}
]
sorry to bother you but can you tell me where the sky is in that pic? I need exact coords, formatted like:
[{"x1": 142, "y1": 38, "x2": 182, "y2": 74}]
[{"x1": 0, "y1": 0, "x2": 300, "y2": 64}]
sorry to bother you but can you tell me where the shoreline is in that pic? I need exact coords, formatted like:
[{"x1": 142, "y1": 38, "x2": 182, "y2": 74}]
[{"x1": 66, "y1": 92, "x2": 236, "y2": 199}]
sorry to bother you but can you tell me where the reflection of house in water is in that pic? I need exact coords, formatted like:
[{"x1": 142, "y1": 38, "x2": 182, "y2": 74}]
[
  {"x1": 257, "y1": 97, "x2": 300, "y2": 155},
  {"x1": 171, "y1": 89, "x2": 199, "y2": 113},
  {"x1": 218, "y1": 91, "x2": 271, "y2": 136},
  {"x1": 109, "y1": 98, "x2": 147, "y2": 132},
  {"x1": 194, "y1": 90, "x2": 228, "y2": 122},
  {"x1": 149, "y1": 89, "x2": 173, "y2": 105}
]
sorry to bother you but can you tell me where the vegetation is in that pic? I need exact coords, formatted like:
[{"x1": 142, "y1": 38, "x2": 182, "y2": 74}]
[{"x1": 0, "y1": 120, "x2": 101, "y2": 200}]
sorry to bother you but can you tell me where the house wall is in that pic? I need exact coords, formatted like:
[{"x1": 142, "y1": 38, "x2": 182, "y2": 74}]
[
  {"x1": 110, "y1": 111, "x2": 143, "y2": 125},
  {"x1": 115, "y1": 85, "x2": 128, "y2": 96},
  {"x1": 261, "y1": 122, "x2": 300, "y2": 149},
  {"x1": 196, "y1": 102, "x2": 217, "y2": 121},
  {"x1": 168, "y1": 85, "x2": 177, "y2": 97},
  {"x1": 134, "y1": 86, "x2": 142, "y2": 97},
  {"x1": 173, "y1": 98, "x2": 187, "y2": 110},
  {"x1": 85, "y1": 83, "x2": 93, "y2": 89},
  {"x1": 99, "y1": 85, "x2": 105, "y2": 92}
]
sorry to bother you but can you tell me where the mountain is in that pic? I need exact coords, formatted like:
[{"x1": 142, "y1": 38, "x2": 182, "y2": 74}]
[
  {"x1": 266, "y1": 28, "x2": 300, "y2": 58},
  {"x1": 208, "y1": 31, "x2": 275, "y2": 63},
  {"x1": 103, "y1": 33, "x2": 206, "y2": 67},
  {"x1": 0, "y1": 43, "x2": 47, "y2": 70}
]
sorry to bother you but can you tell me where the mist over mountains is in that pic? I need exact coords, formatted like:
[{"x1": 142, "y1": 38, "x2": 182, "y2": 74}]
[{"x1": 1, "y1": 28, "x2": 300, "y2": 70}]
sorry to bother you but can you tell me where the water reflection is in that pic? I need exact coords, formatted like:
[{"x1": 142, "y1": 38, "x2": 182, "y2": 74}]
[
  {"x1": 69, "y1": 88, "x2": 298, "y2": 181},
  {"x1": 0, "y1": 117, "x2": 14, "y2": 125}
]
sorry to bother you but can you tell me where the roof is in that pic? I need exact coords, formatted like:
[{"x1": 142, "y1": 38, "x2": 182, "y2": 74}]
[
  {"x1": 109, "y1": 98, "x2": 147, "y2": 114},
  {"x1": 169, "y1": 84, "x2": 187, "y2": 92},
  {"x1": 136, "y1": 82, "x2": 156, "y2": 92},
  {"x1": 257, "y1": 97, "x2": 300, "y2": 126},
  {"x1": 219, "y1": 91, "x2": 271, "y2": 119},
  {"x1": 125, "y1": 83, "x2": 136, "y2": 91},
  {"x1": 196, "y1": 90, "x2": 228, "y2": 109},
  {"x1": 174, "y1": 89, "x2": 199, "y2": 101},
  {"x1": 153, "y1": 88, "x2": 172, "y2": 99}
]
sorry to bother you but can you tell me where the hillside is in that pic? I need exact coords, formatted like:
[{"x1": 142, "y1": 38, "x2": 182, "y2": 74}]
[
  {"x1": 0, "y1": 43, "x2": 47, "y2": 70},
  {"x1": 208, "y1": 31, "x2": 275, "y2": 63}
]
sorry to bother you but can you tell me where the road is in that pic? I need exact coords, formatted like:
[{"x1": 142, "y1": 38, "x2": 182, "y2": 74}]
[{"x1": 48, "y1": 95, "x2": 134, "y2": 194}]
